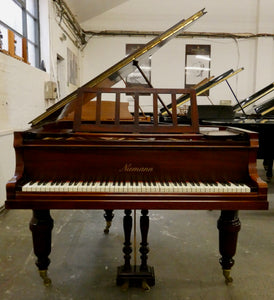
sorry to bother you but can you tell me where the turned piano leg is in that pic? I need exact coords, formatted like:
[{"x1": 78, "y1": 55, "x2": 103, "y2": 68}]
[
  {"x1": 117, "y1": 209, "x2": 132, "y2": 289},
  {"x1": 122, "y1": 209, "x2": 133, "y2": 271},
  {"x1": 103, "y1": 209, "x2": 114, "y2": 234},
  {"x1": 29, "y1": 210, "x2": 54, "y2": 286},
  {"x1": 140, "y1": 209, "x2": 149, "y2": 271},
  {"x1": 139, "y1": 209, "x2": 155, "y2": 290},
  {"x1": 217, "y1": 210, "x2": 241, "y2": 284}
]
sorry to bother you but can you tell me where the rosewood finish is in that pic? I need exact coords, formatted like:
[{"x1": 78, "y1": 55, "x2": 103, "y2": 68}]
[{"x1": 5, "y1": 88, "x2": 268, "y2": 287}]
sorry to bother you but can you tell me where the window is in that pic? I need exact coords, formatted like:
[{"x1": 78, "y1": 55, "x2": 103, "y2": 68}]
[{"x1": 0, "y1": 0, "x2": 40, "y2": 67}]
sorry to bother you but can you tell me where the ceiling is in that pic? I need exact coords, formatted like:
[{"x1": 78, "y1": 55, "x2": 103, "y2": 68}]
[
  {"x1": 62, "y1": 0, "x2": 273, "y2": 34},
  {"x1": 65, "y1": 0, "x2": 128, "y2": 23}
]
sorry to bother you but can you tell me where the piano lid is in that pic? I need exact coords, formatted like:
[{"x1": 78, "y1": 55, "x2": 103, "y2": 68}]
[
  {"x1": 254, "y1": 96, "x2": 274, "y2": 117},
  {"x1": 233, "y1": 82, "x2": 274, "y2": 112},
  {"x1": 160, "y1": 67, "x2": 244, "y2": 116},
  {"x1": 30, "y1": 8, "x2": 207, "y2": 127}
]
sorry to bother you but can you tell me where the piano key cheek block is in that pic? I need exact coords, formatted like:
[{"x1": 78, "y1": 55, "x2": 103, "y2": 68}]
[{"x1": 5, "y1": 8, "x2": 268, "y2": 290}]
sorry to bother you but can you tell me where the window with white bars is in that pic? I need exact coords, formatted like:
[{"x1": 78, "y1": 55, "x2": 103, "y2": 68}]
[{"x1": 0, "y1": 0, "x2": 40, "y2": 67}]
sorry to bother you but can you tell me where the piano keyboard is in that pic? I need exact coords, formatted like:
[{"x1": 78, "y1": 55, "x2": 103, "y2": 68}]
[{"x1": 22, "y1": 181, "x2": 251, "y2": 193}]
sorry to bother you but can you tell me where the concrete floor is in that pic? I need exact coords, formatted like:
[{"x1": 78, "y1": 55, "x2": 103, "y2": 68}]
[{"x1": 0, "y1": 160, "x2": 273, "y2": 300}]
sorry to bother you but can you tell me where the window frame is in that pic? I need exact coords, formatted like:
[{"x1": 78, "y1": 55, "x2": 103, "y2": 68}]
[{"x1": 0, "y1": 0, "x2": 40, "y2": 67}]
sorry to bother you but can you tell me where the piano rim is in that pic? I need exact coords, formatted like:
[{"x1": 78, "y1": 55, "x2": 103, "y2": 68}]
[{"x1": 5, "y1": 191, "x2": 268, "y2": 210}]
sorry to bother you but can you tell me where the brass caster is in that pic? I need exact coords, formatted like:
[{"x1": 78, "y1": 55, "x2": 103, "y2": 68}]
[
  {"x1": 142, "y1": 279, "x2": 151, "y2": 291},
  {"x1": 266, "y1": 177, "x2": 272, "y2": 183},
  {"x1": 104, "y1": 221, "x2": 112, "y2": 234},
  {"x1": 120, "y1": 280, "x2": 129, "y2": 292},
  {"x1": 223, "y1": 269, "x2": 233, "y2": 285},
  {"x1": 39, "y1": 270, "x2": 52, "y2": 287}
]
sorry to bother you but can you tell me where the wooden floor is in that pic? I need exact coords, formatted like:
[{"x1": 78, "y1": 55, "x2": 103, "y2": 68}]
[{"x1": 0, "y1": 160, "x2": 273, "y2": 300}]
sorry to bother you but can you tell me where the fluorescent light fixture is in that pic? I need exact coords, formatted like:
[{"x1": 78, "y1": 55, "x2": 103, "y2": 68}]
[{"x1": 196, "y1": 55, "x2": 211, "y2": 61}]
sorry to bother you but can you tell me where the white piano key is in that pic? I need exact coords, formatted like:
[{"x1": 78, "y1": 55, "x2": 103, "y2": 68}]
[
  {"x1": 131, "y1": 182, "x2": 137, "y2": 192},
  {"x1": 114, "y1": 182, "x2": 122, "y2": 193},
  {"x1": 149, "y1": 182, "x2": 157, "y2": 192},
  {"x1": 93, "y1": 181, "x2": 100, "y2": 192},
  {"x1": 165, "y1": 182, "x2": 174, "y2": 192},
  {"x1": 43, "y1": 181, "x2": 51, "y2": 192},
  {"x1": 54, "y1": 182, "x2": 62, "y2": 192},
  {"x1": 77, "y1": 181, "x2": 86, "y2": 192},
  {"x1": 61, "y1": 181, "x2": 70, "y2": 192},
  {"x1": 190, "y1": 182, "x2": 198, "y2": 192},
  {"x1": 113, "y1": 181, "x2": 119, "y2": 192},
  {"x1": 99, "y1": 181, "x2": 107, "y2": 192},
  {"x1": 243, "y1": 184, "x2": 251, "y2": 192},
  {"x1": 30, "y1": 181, "x2": 40, "y2": 192},
  {"x1": 152, "y1": 182, "x2": 160, "y2": 192},
  {"x1": 117, "y1": 182, "x2": 124, "y2": 192},
  {"x1": 22, "y1": 181, "x2": 35, "y2": 192},
  {"x1": 85, "y1": 182, "x2": 94, "y2": 192},
  {"x1": 216, "y1": 182, "x2": 225, "y2": 192},
  {"x1": 32, "y1": 181, "x2": 43, "y2": 192},
  {"x1": 195, "y1": 182, "x2": 205, "y2": 193},
  {"x1": 141, "y1": 182, "x2": 148, "y2": 193},
  {"x1": 229, "y1": 182, "x2": 244, "y2": 192},
  {"x1": 22, "y1": 182, "x2": 30, "y2": 192},
  {"x1": 238, "y1": 183, "x2": 250, "y2": 192},
  {"x1": 135, "y1": 182, "x2": 143, "y2": 192},
  {"x1": 105, "y1": 181, "x2": 113, "y2": 192},
  {"x1": 184, "y1": 182, "x2": 193, "y2": 192},
  {"x1": 127, "y1": 182, "x2": 134, "y2": 193}
]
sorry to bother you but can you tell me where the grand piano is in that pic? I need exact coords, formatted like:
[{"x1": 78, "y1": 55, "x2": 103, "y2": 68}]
[{"x1": 5, "y1": 9, "x2": 268, "y2": 289}]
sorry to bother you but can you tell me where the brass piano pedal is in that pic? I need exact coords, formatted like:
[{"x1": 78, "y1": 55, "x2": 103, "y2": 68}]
[
  {"x1": 141, "y1": 279, "x2": 151, "y2": 291},
  {"x1": 120, "y1": 280, "x2": 129, "y2": 292},
  {"x1": 104, "y1": 221, "x2": 112, "y2": 234},
  {"x1": 39, "y1": 270, "x2": 52, "y2": 286},
  {"x1": 117, "y1": 265, "x2": 155, "y2": 289},
  {"x1": 223, "y1": 269, "x2": 233, "y2": 285}
]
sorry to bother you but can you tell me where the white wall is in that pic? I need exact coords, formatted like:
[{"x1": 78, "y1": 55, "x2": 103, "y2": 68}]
[{"x1": 0, "y1": 54, "x2": 50, "y2": 130}]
